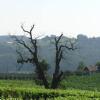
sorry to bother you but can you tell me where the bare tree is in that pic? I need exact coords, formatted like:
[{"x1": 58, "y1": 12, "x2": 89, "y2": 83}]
[
  {"x1": 51, "y1": 34, "x2": 76, "y2": 89},
  {"x1": 12, "y1": 24, "x2": 49, "y2": 88},
  {"x1": 12, "y1": 24, "x2": 76, "y2": 89}
]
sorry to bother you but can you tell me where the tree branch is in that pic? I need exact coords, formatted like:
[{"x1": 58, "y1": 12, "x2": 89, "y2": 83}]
[
  {"x1": 12, "y1": 36, "x2": 34, "y2": 55},
  {"x1": 21, "y1": 25, "x2": 30, "y2": 34},
  {"x1": 56, "y1": 34, "x2": 63, "y2": 44},
  {"x1": 16, "y1": 49, "x2": 34, "y2": 64}
]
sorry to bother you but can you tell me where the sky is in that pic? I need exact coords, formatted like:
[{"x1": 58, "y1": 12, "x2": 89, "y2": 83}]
[{"x1": 0, "y1": 0, "x2": 100, "y2": 37}]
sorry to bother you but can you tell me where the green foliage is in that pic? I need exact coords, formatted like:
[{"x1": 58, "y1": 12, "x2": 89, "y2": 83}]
[
  {"x1": 60, "y1": 73, "x2": 100, "y2": 91},
  {"x1": 0, "y1": 73, "x2": 35, "y2": 80},
  {"x1": 0, "y1": 87, "x2": 99, "y2": 99},
  {"x1": 34, "y1": 59, "x2": 49, "y2": 75},
  {"x1": 96, "y1": 62, "x2": 100, "y2": 67},
  {"x1": 96, "y1": 62, "x2": 100, "y2": 71},
  {"x1": 77, "y1": 61, "x2": 86, "y2": 71},
  {"x1": 39, "y1": 59, "x2": 49, "y2": 72},
  {"x1": 0, "y1": 73, "x2": 100, "y2": 99},
  {"x1": 63, "y1": 70, "x2": 74, "y2": 78},
  {"x1": 34, "y1": 59, "x2": 50, "y2": 86}
]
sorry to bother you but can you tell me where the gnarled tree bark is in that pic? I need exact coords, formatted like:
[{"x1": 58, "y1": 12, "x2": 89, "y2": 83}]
[
  {"x1": 12, "y1": 25, "x2": 49, "y2": 88},
  {"x1": 51, "y1": 34, "x2": 76, "y2": 89},
  {"x1": 12, "y1": 24, "x2": 76, "y2": 89}
]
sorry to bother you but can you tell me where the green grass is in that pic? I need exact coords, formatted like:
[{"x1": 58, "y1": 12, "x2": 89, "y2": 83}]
[
  {"x1": 0, "y1": 87, "x2": 99, "y2": 99},
  {"x1": 0, "y1": 73, "x2": 99, "y2": 99},
  {"x1": 0, "y1": 80, "x2": 41, "y2": 88},
  {"x1": 60, "y1": 73, "x2": 100, "y2": 91},
  {"x1": 0, "y1": 73, "x2": 100, "y2": 91}
]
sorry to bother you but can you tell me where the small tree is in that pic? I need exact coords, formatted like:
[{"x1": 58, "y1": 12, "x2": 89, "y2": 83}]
[
  {"x1": 77, "y1": 61, "x2": 86, "y2": 72},
  {"x1": 95, "y1": 62, "x2": 100, "y2": 72}
]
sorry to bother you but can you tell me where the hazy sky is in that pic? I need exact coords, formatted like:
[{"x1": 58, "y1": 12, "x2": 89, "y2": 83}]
[{"x1": 0, "y1": 0, "x2": 100, "y2": 37}]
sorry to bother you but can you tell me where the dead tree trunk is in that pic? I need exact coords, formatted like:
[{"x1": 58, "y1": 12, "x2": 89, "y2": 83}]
[
  {"x1": 51, "y1": 34, "x2": 75, "y2": 89},
  {"x1": 12, "y1": 24, "x2": 76, "y2": 89},
  {"x1": 33, "y1": 48, "x2": 49, "y2": 88},
  {"x1": 12, "y1": 24, "x2": 49, "y2": 88},
  {"x1": 51, "y1": 34, "x2": 63, "y2": 89}
]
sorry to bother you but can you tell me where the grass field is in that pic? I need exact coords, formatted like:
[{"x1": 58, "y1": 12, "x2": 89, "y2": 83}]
[
  {"x1": 60, "y1": 73, "x2": 100, "y2": 91},
  {"x1": 0, "y1": 73, "x2": 99, "y2": 99}
]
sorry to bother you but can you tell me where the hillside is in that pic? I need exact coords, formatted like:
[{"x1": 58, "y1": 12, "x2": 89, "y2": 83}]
[{"x1": 0, "y1": 35, "x2": 100, "y2": 73}]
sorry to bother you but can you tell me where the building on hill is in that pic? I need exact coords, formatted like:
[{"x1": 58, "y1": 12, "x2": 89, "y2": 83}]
[
  {"x1": 83, "y1": 67, "x2": 89, "y2": 75},
  {"x1": 83, "y1": 66, "x2": 98, "y2": 75}
]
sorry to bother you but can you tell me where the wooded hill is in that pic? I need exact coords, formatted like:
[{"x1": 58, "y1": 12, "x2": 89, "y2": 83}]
[{"x1": 0, "y1": 34, "x2": 100, "y2": 73}]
